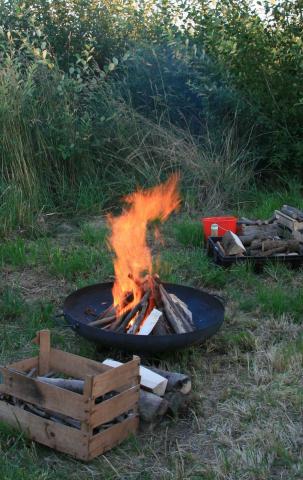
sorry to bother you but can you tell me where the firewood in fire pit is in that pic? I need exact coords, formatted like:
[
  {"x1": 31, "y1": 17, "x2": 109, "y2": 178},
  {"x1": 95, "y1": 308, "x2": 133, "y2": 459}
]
[
  {"x1": 137, "y1": 308, "x2": 163, "y2": 335},
  {"x1": 159, "y1": 284, "x2": 194, "y2": 333},
  {"x1": 114, "y1": 289, "x2": 150, "y2": 333}
]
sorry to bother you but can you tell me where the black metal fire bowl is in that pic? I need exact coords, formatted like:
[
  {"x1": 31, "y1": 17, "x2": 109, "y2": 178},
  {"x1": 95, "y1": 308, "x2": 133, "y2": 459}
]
[{"x1": 63, "y1": 282, "x2": 224, "y2": 354}]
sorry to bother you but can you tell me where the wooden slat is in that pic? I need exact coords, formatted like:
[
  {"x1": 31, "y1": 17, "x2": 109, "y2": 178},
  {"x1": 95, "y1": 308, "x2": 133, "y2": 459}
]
[
  {"x1": 89, "y1": 415, "x2": 139, "y2": 460},
  {"x1": 90, "y1": 385, "x2": 140, "y2": 428},
  {"x1": 50, "y1": 348, "x2": 110, "y2": 378},
  {"x1": 81, "y1": 375, "x2": 94, "y2": 433},
  {"x1": 8, "y1": 357, "x2": 38, "y2": 373},
  {"x1": 0, "y1": 368, "x2": 86, "y2": 421},
  {"x1": 0, "y1": 400, "x2": 89, "y2": 461},
  {"x1": 38, "y1": 330, "x2": 51, "y2": 375},
  {"x1": 92, "y1": 357, "x2": 140, "y2": 398}
]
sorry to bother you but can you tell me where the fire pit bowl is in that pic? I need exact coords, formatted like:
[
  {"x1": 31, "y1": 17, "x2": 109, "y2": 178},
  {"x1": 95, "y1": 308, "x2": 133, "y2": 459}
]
[{"x1": 63, "y1": 282, "x2": 224, "y2": 354}]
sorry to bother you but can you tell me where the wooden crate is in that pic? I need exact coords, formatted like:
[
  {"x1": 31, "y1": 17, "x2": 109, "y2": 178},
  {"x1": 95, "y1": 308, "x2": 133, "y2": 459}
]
[{"x1": 0, "y1": 330, "x2": 140, "y2": 461}]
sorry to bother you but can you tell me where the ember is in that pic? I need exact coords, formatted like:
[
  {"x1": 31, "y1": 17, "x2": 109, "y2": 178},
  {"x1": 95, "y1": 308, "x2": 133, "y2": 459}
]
[{"x1": 89, "y1": 174, "x2": 195, "y2": 335}]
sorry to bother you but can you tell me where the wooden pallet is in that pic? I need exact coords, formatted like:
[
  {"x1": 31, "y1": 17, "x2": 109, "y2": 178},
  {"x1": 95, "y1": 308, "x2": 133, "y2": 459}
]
[{"x1": 0, "y1": 330, "x2": 140, "y2": 461}]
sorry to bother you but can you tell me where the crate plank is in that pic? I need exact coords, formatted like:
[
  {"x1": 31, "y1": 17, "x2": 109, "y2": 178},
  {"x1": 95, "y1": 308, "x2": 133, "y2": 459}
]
[
  {"x1": 91, "y1": 385, "x2": 140, "y2": 428},
  {"x1": 0, "y1": 368, "x2": 86, "y2": 421},
  {"x1": 8, "y1": 356, "x2": 38, "y2": 373},
  {"x1": 39, "y1": 330, "x2": 51, "y2": 375},
  {"x1": 89, "y1": 415, "x2": 139, "y2": 459},
  {"x1": 50, "y1": 348, "x2": 110, "y2": 378},
  {"x1": 92, "y1": 357, "x2": 140, "y2": 398},
  {"x1": 0, "y1": 400, "x2": 89, "y2": 460}
]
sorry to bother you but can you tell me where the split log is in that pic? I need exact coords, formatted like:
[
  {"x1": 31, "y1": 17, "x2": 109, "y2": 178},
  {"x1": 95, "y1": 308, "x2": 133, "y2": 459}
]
[
  {"x1": 281, "y1": 205, "x2": 303, "y2": 221},
  {"x1": 169, "y1": 294, "x2": 194, "y2": 328},
  {"x1": 222, "y1": 231, "x2": 246, "y2": 256},
  {"x1": 102, "y1": 359, "x2": 168, "y2": 396},
  {"x1": 159, "y1": 284, "x2": 193, "y2": 333},
  {"x1": 137, "y1": 308, "x2": 162, "y2": 335},
  {"x1": 216, "y1": 241, "x2": 226, "y2": 256},
  {"x1": 139, "y1": 390, "x2": 169, "y2": 423},
  {"x1": 275, "y1": 210, "x2": 303, "y2": 232},
  {"x1": 152, "y1": 316, "x2": 171, "y2": 335},
  {"x1": 148, "y1": 368, "x2": 191, "y2": 394}
]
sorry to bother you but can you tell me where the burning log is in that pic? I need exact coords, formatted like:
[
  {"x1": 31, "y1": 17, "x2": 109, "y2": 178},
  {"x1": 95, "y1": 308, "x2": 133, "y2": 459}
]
[{"x1": 89, "y1": 275, "x2": 193, "y2": 337}]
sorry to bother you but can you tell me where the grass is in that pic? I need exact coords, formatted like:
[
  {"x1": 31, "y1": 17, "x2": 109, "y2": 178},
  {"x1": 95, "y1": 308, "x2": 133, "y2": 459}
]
[{"x1": 1, "y1": 197, "x2": 303, "y2": 479}]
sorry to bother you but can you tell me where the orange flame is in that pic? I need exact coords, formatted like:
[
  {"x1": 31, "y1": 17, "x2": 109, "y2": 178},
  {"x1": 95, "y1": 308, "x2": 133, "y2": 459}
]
[{"x1": 107, "y1": 174, "x2": 181, "y2": 315}]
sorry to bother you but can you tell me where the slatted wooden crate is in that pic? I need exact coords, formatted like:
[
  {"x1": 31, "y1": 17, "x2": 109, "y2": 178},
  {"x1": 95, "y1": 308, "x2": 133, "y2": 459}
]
[{"x1": 0, "y1": 330, "x2": 140, "y2": 461}]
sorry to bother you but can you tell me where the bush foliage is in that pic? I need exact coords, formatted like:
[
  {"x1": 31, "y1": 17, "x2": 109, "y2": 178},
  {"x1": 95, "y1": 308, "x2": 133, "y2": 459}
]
[{"x1": 0, "y1": 0, "x2": 301, "y2": 235}]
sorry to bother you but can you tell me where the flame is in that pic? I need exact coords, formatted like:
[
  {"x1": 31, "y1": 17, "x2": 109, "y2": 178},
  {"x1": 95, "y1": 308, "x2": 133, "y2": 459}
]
[{"x1": 107, "y1": 174, "x2": 181, "y2": 316}]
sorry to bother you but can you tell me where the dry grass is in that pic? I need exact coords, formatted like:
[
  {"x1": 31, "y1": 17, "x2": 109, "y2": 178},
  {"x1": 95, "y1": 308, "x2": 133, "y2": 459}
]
[{"x1": 0, "y1": 216, "x2": 302, "y2": 479}]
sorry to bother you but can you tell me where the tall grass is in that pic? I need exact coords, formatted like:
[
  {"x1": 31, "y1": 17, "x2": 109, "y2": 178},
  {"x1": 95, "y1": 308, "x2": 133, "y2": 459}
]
[{"x1": 0, "y1": 46, "x2": 256, "y2": 236}]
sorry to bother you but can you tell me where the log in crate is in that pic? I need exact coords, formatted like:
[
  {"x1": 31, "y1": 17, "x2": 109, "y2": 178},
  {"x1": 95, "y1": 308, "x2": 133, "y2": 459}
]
[{"x1": 0, "y1": 330, "x2": 140, "y2": 461}]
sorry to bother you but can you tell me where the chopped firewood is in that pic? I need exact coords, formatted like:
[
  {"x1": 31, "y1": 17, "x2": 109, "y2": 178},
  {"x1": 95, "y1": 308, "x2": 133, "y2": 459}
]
[
  {"x1": 222, "y1": 231, "x2": 246, "y2": 256},
  {"x1": 216, "y1": 241, "x2": 226, "y2": 256},
  {"x1": 281, "y1": 205, "x2": 303, "y2": 221},
  {"x1": 169, "y1": 294, "x2": 193, "y2": 328},
  {"x1": 152, "y1": 316, "x2": 171, "y2": 335},
  {"x1": 275, "y1": 210, "x2": 303, "y2": 232},
  {"x1": 88, "y1": 314, "x2": 116, "y2": 327},
  {"x1": 137, "y1": 309, "x2": 163, "y2": 335},
  {"x1": 240, "y1": 223, "x2": 280, "y2": 238},
  {"x1": 102, "y1": 359, "x2": 168, "y2": 396},
  {"x1": 139, "y1": 390, "x2": 169, "y2": 423},
  {"x1": 261, "y1": 239, "x2": 300, "y2": 253},
  {"x1": 164, "y1": 391, "x2": 191, "y2": 416},
  {"x1": 115, "y1": 290, "x2": 151, "y2": 333},
  {"x1": 148, "y1": 368, "x2": 191, "y2": 394},
  {"x1": 249, "y1": 239, "x2": 300, "y2": 257},
  {"x1": 159, "y1": 284, "x2": 193, "y2": 333},
  {"x1": 36, "y1": 377, "x2": 84, "y2": 394},
  {"x1": 127, "y1": 300, "x2": 150, "y2": 335}
]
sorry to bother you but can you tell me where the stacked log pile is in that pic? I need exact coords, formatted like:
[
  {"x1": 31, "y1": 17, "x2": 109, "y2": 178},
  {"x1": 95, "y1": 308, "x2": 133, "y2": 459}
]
[{"x1": 216, "y1": 205, "x2": 303, "y2": 258}]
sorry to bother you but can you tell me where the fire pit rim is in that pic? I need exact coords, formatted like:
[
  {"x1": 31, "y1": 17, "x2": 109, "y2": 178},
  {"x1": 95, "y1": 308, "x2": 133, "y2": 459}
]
[{"x1": 63, "y1": 281, "x2": 225, "y2": 353}]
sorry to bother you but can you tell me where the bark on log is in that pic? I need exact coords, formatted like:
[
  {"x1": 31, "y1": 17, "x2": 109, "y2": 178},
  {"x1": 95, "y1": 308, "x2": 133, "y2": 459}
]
[
  {"x1": 164, "y1": 391, "x2": 191, "y2": 416},
  {"x1": 152, "y1": 316, "x2": 171, "y2": 335},
  {"x1": 37, "y1": 377, "x2": 84, "y2": 394},
  {"x1": 169, "y1": 294, "x2": 193, "y2": 328},
  {"x1": 88, "y1": 314, "x2": 116, "y2": 327},
  {"x1": 139, "y1": 390, "x2": 169, "y2": 423},
  {"x1": 148, "y1": 368, "x2": 191, "y2": 394}
]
